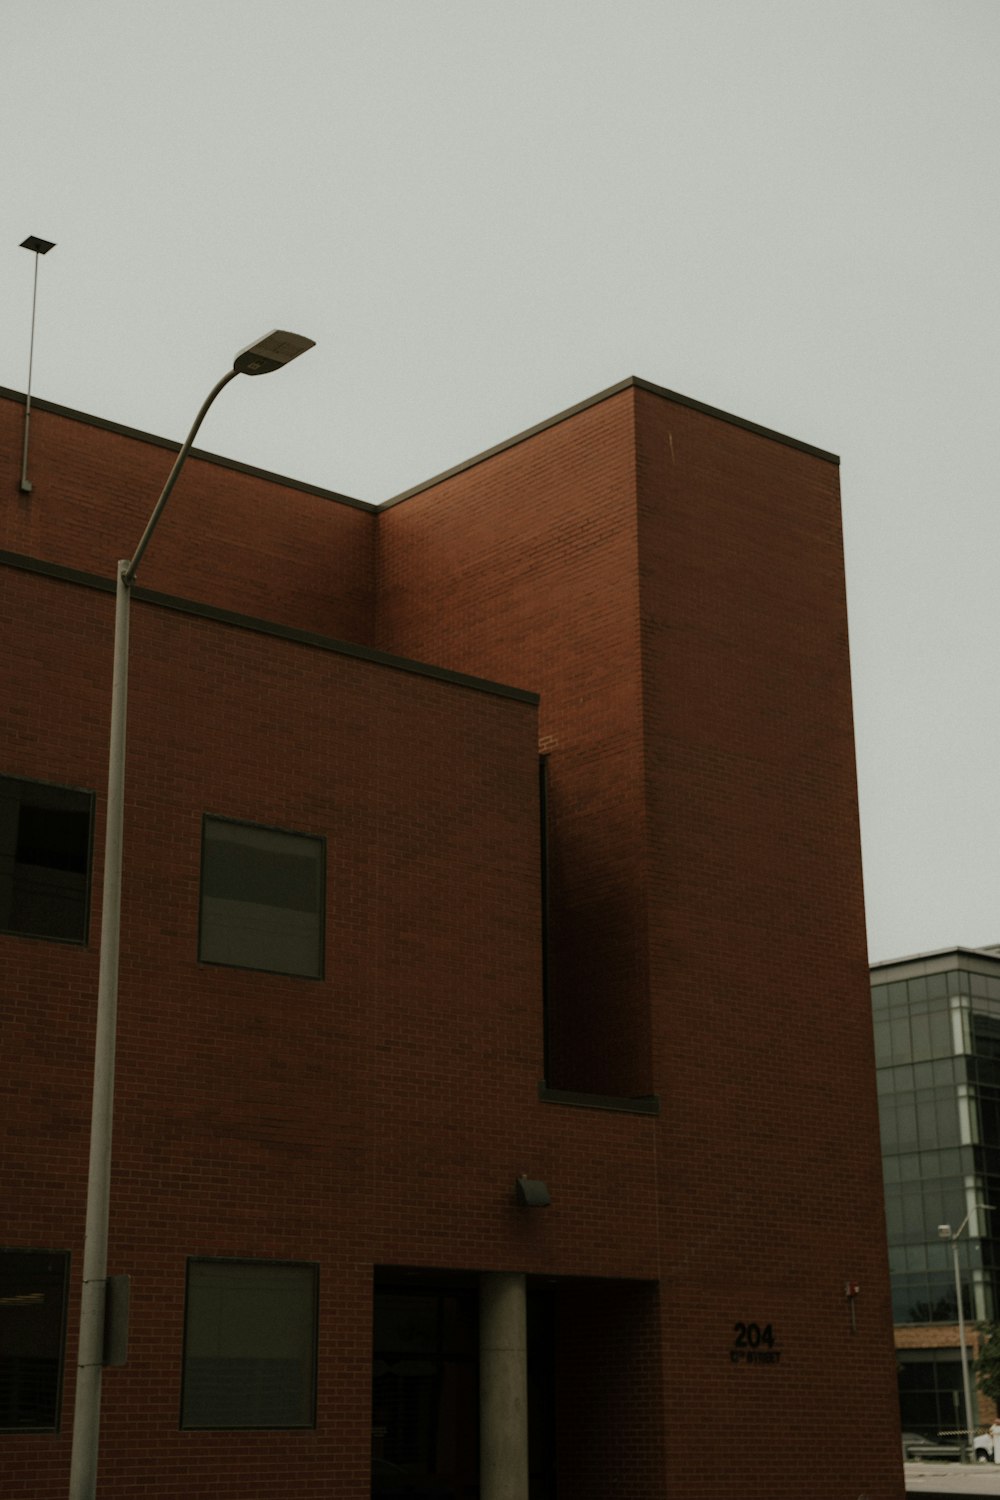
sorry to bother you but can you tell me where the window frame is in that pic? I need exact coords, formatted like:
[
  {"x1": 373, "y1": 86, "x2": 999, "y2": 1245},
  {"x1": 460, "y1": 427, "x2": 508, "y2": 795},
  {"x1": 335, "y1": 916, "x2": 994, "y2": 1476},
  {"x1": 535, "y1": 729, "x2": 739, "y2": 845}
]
[
  {"x1": 197, "y1": 813, "x2": 326, "y2": 980},
  {"x1": 179, "y1": 1257, "x2": 320, "y2": 1432},
  {"x1": 0, "y1": 774, "x2": 95, "y2": 946},
  {"x1": 0, "y1": 1247, "x2": 71, "y2": 1434}
]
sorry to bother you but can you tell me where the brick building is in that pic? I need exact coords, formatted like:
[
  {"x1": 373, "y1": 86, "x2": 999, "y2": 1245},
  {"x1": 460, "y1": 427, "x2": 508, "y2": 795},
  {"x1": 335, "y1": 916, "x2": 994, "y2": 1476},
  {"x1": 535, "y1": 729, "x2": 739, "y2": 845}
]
[{"x1": 1, "y1": 375, "x2": 903, "y2": 1498}]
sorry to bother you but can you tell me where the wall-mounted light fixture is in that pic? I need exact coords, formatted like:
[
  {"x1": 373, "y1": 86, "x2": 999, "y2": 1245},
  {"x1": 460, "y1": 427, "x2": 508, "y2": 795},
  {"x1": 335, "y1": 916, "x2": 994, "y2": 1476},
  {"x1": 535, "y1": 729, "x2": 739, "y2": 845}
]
[{"x1": 516, "y1": 1176, "x2": 550, "y2": 1208}]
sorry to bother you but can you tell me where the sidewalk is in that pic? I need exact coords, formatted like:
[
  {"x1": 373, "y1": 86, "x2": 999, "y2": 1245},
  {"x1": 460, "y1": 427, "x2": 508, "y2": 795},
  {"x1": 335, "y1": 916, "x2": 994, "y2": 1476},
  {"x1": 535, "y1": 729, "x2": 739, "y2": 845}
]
[{"x1": 906, "y1": 1461, "x2": 1000, "y2": 1494}]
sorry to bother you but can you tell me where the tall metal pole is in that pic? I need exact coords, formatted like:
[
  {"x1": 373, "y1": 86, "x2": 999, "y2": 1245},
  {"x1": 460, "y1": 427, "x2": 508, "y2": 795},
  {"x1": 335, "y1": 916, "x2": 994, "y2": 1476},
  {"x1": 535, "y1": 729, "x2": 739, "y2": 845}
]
[
  {"x1": 66, "y1": 331, "x2": 313, "y2": 1500},
  {"x1": 18, "y1": 235, "x2": 56, "y2": 494},
  {"x1": 953, "y1": 1232, "x2": 976, "y2": 1462},
  {"x1": 68, "y1": 367, "x2": 239, "y2": 1500},
  {"x1": 940, "y1": 1203, "x2": 993, "y2": 1464},
  {"x1": 68, "y1": 563, "x2": 129, "y2": 1500}
]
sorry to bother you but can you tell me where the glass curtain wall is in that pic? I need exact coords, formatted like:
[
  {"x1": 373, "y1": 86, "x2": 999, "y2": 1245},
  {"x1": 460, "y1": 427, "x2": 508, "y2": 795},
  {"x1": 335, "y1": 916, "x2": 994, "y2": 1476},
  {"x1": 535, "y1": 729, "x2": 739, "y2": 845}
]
[{"x1": 873, "y1": 965, "x2": 1000, "y2": 1327}]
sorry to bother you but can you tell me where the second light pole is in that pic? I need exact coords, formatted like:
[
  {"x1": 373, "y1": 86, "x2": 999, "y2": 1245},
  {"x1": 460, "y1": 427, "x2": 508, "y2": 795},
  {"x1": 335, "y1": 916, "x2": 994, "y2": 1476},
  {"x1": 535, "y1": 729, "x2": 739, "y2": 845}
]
[{"x1": 939, "y1": 1204, "x2": 993, "y2": 1463}]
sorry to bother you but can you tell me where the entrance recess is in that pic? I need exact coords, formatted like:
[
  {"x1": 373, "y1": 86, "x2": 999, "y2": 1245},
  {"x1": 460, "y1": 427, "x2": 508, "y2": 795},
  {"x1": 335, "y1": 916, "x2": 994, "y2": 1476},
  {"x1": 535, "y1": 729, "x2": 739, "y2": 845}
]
[{"x1": 372, "y1": 1273, "x2": 556, "y2": 1500}]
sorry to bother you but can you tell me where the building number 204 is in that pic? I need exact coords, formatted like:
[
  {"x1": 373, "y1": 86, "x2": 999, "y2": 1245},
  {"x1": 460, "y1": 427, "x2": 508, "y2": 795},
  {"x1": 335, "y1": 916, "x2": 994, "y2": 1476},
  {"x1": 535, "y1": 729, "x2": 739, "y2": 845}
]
[{"x1": 732, "y1": 1322, "x2": 775, "y2": 1348}]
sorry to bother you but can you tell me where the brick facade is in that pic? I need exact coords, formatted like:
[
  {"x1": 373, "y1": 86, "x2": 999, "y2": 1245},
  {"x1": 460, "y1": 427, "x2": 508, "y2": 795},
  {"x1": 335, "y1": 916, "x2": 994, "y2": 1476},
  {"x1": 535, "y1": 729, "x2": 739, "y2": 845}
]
[{"x1": 1, "y1": 379, "x2": 903, "y2": 1497}]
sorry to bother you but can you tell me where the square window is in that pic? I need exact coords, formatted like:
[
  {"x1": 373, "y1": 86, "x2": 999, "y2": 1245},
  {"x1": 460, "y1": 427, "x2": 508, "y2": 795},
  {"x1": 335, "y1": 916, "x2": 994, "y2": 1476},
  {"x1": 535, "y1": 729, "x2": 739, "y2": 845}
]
[
  {"x1": 181, "y1": 1260, "x2": 318, "y2": 1429},
  {"x1": 0, "y1": 1250, "x2": 70, "y2": 1431},
  {"x1": 0, "y1": 777, "x2": 93, "y2": 943},
  {"x1": 199, "y1": 817, "x2": 324, "y2": 978}
]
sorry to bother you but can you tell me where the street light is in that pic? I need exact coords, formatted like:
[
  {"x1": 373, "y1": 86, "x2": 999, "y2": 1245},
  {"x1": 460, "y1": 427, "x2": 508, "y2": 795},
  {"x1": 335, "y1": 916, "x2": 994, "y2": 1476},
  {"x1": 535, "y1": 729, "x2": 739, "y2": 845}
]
[
  {"x1": 938, "y1": 1204, "x2": 993, "y2": 1463},
  {"x1": 18, "y1": 235, "x2": 56, "y2": 493},
  {"x1": 68, "y1": 330, "x2": 315, "y2": 1500}
]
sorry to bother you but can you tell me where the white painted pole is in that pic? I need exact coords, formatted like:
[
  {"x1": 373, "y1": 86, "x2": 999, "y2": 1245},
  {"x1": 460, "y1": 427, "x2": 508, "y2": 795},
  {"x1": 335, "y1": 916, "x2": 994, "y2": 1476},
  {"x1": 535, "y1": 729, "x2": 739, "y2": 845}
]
[
  {"x1": 66, "y1": 337, "x2": 312, "y2": 1499},
  {"x1": 940, "y1": 1204, "x2": 993, "y2": 1465},
  {"x1": 68, "y1": 562, "x2": 130, "y2": 1500},
  {"x1": 68, "y1": 368, "x2": 238, "y2": 1500},
  {"x1": 954, "y1": 1235, "x2": 976, "y2": 1462}
]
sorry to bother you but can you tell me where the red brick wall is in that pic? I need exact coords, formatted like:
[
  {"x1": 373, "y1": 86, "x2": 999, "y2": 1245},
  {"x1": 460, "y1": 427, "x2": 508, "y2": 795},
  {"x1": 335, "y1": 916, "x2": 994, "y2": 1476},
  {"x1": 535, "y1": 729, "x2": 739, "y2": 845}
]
[
  {"x1": 377, "y1": 390, "x2": 652, "y2": 1098},
  {"x1": 1, "y1": 560, "x2": 661, "y2": 1498},
  {"x1": 378, "y1": 383, "x2": 904, "y2": 1498},
  {"x1": 0, "y1": 395, "x2": 376, "y2": 641},
  {"x1": 632, "y1": 388, "x2": 901, "y2": 1497}
]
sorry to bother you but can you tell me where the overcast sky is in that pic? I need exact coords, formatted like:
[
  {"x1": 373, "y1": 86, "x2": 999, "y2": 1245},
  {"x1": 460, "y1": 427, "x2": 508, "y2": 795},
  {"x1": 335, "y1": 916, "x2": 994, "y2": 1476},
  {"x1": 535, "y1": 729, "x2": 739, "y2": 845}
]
[{"x1": 3, "y1": 1, "x2": 998, "y2": 963}]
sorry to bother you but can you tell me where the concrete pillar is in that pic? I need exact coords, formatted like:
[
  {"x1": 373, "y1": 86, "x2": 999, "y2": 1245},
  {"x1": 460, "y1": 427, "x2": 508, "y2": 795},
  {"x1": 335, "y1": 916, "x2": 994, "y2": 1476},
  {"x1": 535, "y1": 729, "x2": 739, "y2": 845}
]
[{"x1": 480, "y1": 1272, "x2": 529, "y2": 1500}]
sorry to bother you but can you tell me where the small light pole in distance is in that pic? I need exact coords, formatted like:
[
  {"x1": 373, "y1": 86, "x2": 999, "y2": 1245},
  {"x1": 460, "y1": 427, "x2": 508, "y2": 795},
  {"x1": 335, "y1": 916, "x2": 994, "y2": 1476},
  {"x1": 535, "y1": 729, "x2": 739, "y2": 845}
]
[{"x1": 939, "y1": 1204, "x2": 994, "y2": 1463}]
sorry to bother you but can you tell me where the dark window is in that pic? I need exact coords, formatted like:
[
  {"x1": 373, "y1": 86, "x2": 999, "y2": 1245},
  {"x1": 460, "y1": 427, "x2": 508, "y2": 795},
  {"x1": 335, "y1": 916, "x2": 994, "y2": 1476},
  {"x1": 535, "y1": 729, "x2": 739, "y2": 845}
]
[
  {"x1": 0, "y1": 777, "x2": 93, "y2": 943},
  {"x1": 974, "y1": 1013, "x2": 1000, "y2": 1063},
  {"x1": 199, "y1": 817, "x2": 324, "y2": 978},
  {"x1": 0, "y1": 1250, "x2": 70, "y2": 1431},
  {"x1": 898, "y1": 1350, "x2": 965, "y2": 1435},
  {"x1": 539, "y1": 756, "x2": 550, "y2": 1082},
  {"x1": 181, "y1": 1259, "x2": 318, "y2": 1429}
]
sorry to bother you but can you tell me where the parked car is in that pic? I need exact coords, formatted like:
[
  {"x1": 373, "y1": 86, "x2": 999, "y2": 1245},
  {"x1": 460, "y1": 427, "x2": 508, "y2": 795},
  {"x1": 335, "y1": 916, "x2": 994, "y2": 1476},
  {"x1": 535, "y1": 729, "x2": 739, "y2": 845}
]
[
  {"x1": 901, "y1": 1429, "x2": 995, "y2": 1463},
  {"x1": 975, "y1": 1432, "x2": 999, "y2": 1464}
]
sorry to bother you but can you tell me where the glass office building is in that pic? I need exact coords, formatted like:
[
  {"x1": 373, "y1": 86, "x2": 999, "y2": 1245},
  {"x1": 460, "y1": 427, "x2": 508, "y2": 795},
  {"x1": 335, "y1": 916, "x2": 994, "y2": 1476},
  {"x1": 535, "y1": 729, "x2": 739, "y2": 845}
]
[{"x1": 872, "y1": 947, "x2": 1000, "y2": 1434}]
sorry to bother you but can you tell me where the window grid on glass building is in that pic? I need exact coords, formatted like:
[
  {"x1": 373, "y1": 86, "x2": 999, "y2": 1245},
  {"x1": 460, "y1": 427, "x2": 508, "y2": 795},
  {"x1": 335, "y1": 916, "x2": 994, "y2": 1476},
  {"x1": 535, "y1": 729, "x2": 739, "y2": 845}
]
[{"x1": 873, "y1": 963, "x2": 1000, "y2": 1328}]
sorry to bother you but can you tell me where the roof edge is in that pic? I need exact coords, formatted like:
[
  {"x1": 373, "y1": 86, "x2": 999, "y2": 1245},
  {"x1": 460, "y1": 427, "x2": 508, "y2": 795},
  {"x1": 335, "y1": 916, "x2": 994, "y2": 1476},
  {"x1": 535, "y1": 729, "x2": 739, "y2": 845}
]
[
  {"x1": 0, "y1": 548, "x2": 539, "y2": 706},
  {"x1": 870, "y1": 946, "x2": 1000, "y2": 973},
  {"x1": 0, "y1": 385, "x2": 376, "y2": 513},
  {"x1": 381, "y1": 375, "x2": 840, "y2": 508}
]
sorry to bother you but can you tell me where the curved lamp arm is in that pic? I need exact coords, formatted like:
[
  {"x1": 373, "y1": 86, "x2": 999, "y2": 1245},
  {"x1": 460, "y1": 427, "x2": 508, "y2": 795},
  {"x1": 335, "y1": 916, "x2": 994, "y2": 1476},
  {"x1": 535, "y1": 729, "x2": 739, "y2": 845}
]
[{"x1": 124, "y1": 367, "x2": 238, "y2": 584}]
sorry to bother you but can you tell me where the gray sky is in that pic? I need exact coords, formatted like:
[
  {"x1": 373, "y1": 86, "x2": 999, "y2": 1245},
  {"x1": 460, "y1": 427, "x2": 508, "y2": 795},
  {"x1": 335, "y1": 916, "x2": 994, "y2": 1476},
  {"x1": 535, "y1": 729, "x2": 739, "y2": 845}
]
[{"x1": 4, "y1": 0, "x2": 998, "y2": 963}]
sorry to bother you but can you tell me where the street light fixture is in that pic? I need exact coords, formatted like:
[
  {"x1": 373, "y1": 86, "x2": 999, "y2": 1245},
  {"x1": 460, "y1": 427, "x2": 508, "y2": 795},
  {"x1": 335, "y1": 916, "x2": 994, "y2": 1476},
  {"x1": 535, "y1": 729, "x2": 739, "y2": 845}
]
[
  {"x1": 68, "y1": 331, "x2": 315, "y2": 1500},
  {"x1": 18, "y1": 234, "x2": 56, "y2": 493},
  {"x1": 938, "y1": 1205, "x2": 994, "y2": 1463}
]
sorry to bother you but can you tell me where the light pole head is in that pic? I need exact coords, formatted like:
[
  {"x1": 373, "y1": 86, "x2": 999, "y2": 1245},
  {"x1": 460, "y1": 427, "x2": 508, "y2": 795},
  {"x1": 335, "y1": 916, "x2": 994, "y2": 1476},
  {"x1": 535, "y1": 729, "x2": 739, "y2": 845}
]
[
  {"x1": 233, "y1": 329, "x2": 315, "y2": 376},
  {"x1": 20, "y1": 236, "x2": 56, "y2": 254}
]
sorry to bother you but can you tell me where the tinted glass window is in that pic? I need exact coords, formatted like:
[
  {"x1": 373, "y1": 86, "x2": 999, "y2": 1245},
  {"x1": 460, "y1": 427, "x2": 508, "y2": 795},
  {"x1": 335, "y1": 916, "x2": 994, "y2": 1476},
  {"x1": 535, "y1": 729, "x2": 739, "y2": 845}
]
[
  {"x1": 898, "y1": 1351, "x2": 964, "y2": 1435},
  {"x1": 199, "y1": 818, "x2": 324, "y2": 978},
  {"x1": 181, "y1": 1260, "x2": 317, "y2": 1429},
  {"x1": 0, "y1": 1250, "x2": 69, "y2": 1430},
  {"x1": 0, "y1": 777, "x2": 92, "y2": 943}
]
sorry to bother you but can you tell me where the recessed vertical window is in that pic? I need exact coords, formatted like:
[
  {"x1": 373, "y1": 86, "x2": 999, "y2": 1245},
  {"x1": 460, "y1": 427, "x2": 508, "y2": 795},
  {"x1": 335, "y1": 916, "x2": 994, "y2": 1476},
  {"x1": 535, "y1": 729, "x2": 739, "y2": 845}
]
[
  {"x1": 0, "y1": 1250, "x2": 70, "y2": 1431},
  {"x1": 199, "y1": 817, "x2": 324, "y2": 978},
  {"x1": 181, "y1": 1260, "x2": 318, "y2": 1429},
  {"x1": 539, "y1": 755, "x2": 551, "y2": 1082},
  {"x1": 0, "y1": 776, "x2": 93, "y2": 943}
]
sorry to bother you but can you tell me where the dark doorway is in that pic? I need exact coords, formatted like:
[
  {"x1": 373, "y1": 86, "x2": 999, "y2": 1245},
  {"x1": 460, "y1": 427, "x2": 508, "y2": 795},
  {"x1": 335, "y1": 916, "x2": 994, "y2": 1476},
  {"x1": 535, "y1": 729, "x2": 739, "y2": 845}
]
[
  {"x1": 372, "y1": 1279, "x2": 478, "y2": 1500},
  {"x1": 372, "y1": 1275, "x2": 557, "y2": 1500},
  {"x1": 527, "y1": 1285, "x2": 556, "y2": 1499}
]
